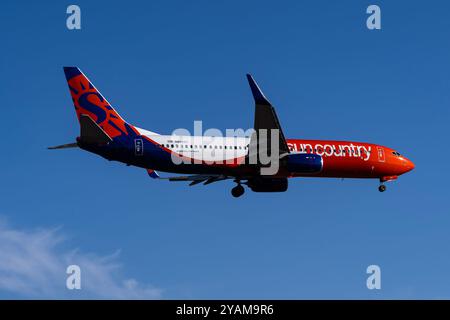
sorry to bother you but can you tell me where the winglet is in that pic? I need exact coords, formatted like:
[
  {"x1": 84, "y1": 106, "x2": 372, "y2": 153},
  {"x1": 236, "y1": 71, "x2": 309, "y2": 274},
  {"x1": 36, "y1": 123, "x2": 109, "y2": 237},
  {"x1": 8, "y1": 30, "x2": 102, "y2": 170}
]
[
  {"x1": 147, "y1": 169, "x2": 160, "y2": 179},
  {"x1": 246, "y1": 74, "x2": 271, "y2": 105}
]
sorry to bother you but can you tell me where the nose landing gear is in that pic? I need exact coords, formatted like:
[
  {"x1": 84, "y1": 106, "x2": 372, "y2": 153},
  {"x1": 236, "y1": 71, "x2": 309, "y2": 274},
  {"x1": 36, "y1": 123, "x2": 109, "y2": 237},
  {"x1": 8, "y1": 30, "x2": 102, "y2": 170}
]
[
  {"x1": 378, "y1": 184, "x2": 386, "y2": 192},
  {"x1": 378, "y1": 176, "x2": 397, "y2": 192},
  {"x1": 231, "y1": 183, "x2": 245, "y2": 198}
]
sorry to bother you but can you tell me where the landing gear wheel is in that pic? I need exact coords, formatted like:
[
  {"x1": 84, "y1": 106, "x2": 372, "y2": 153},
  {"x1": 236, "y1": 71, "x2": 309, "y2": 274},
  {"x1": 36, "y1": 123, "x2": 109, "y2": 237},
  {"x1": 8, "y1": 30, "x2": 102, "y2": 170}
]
[
  {"x1": 378, "y1": 184, "x2": 386, "y2": 192},
  {"x1": 231, "y1": 184, "x2": 245, "y2": 198}
]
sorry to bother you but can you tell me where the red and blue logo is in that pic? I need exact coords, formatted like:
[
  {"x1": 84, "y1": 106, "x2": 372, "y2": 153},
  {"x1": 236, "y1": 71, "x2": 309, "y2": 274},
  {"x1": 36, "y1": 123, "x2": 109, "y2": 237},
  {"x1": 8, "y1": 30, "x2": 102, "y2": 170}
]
[{"x1": 64, "y1": 67, "x2": 131, "y2": 139}]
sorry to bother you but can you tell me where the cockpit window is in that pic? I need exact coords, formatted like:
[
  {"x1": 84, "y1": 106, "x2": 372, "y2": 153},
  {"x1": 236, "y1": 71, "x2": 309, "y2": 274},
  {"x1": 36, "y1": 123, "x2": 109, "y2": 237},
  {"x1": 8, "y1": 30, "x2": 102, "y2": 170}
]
[{"x1": 392, "y1": 151, "x2": 402, "y2": 156}]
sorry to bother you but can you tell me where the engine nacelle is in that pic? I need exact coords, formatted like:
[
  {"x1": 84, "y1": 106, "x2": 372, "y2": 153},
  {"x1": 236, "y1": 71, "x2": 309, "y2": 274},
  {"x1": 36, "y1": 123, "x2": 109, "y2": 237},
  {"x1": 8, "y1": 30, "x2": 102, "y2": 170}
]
[
  {"x1": 285, "y1": 153, "x2": 323, "y2": 174},
  {"x1": 247, "y1": 178, "x2": 288, "y2": 192}
]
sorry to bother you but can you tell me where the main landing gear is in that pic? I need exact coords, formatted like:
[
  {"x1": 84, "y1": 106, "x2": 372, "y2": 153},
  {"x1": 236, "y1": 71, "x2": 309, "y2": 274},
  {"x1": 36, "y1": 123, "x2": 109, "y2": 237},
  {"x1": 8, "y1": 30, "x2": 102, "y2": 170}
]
[
  {"x1": 378, "y1": 184, "x2": 387, "y2": 192},
  {"x1": 231, "y1": 183, "x2": 245, "y2": 198}
]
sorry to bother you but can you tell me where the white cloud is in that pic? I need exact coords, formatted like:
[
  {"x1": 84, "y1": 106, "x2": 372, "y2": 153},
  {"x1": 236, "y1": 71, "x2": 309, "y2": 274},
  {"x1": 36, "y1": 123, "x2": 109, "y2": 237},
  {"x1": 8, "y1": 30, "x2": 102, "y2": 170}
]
[{"x1": 0, "y1": 220, "x2": 162, "y2": 299}]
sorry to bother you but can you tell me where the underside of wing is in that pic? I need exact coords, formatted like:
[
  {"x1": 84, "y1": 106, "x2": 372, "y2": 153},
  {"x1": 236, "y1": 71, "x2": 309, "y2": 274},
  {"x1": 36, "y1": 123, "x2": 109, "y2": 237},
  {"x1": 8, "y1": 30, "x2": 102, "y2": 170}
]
[{"x1": 147, "y1": 172, "x2": 231, "y2": 186}]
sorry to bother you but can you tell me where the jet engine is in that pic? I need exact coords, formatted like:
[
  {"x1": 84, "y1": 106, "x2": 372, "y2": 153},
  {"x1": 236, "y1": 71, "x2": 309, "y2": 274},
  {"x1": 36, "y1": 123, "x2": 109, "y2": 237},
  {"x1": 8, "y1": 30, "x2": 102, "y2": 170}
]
[
  {"x1": 285, "y1": 153, "x2": 323, "y2": 174},
  {"x1": 247, "y1": 178, "x2": 288, "y2": 192}
]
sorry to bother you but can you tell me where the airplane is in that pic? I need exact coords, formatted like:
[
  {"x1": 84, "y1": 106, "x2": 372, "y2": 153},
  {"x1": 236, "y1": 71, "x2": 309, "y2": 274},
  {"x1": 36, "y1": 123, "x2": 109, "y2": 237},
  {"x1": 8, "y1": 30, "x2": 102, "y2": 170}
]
[{"x1": 49, "y1": 67, "x2": 415, "y2": 197}]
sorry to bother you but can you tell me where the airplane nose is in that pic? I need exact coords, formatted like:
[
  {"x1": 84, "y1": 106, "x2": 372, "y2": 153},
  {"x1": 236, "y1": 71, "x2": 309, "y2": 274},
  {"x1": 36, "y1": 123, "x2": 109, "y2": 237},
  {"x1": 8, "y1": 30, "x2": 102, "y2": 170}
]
[{"x1": 404, "y1": 159, "x2": 415, "y2": 172}]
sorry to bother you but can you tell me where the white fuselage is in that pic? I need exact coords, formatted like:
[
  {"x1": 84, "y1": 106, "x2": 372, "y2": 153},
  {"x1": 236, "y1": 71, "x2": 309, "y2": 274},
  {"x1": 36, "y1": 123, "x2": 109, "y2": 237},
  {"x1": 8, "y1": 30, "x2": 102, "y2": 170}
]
[{"x1": 136, "y1": 127, "x2": 250, "y2": 162}]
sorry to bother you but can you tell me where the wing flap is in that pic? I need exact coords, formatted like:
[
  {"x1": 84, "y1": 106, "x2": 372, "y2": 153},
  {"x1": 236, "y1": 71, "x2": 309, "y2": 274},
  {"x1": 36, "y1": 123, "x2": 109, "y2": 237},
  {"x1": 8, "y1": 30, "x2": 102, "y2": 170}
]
[{"x1": 151, "y1": 174, "x2": 230, "y2": 186}]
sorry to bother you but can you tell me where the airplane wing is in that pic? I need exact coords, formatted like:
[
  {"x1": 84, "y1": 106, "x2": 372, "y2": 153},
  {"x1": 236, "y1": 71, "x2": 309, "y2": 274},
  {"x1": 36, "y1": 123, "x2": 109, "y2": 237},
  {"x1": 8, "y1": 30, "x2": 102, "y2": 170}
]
[
  {"x1": 168, "y1": 174, "x2": 230, "y2": 186},
  {"x1": 147, "y1": 171, "x2": 230, "y2": 186},
  {"x1": 147, "y1": 75, "x2": 291, "y2": 187},
  {"x1": 48, "y1": 114, "x2": 112, "y2": 150},
  {"x1": 246, "y1": 74, "x2": 290, "y2": 160}
]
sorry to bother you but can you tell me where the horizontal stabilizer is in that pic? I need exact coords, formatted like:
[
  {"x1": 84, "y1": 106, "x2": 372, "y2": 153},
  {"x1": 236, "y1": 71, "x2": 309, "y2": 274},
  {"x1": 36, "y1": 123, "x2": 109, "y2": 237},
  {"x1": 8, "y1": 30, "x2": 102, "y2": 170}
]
[{"x1": 47, "y1": 142, "x2": 78, "y2": 150}]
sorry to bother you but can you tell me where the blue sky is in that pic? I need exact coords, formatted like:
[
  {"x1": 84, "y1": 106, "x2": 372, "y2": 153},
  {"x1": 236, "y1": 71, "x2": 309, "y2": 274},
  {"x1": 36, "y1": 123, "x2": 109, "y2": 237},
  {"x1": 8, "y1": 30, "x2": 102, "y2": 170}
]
[{"x1": 0, "y1": 0, "x2": 449, "y2": 298}]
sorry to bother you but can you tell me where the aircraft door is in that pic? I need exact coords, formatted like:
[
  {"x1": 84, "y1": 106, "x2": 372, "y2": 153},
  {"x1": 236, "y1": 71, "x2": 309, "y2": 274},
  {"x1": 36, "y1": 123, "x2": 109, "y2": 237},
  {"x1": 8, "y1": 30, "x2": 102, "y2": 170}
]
[
  {"x1": 135, "y1": 138, "x2": 144, "y2": 156},
  {"x1": 377, "y1": 147, "x2": 385, "y2": 162}
]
